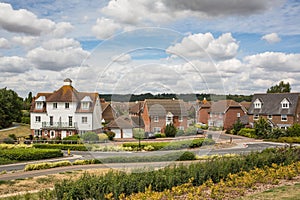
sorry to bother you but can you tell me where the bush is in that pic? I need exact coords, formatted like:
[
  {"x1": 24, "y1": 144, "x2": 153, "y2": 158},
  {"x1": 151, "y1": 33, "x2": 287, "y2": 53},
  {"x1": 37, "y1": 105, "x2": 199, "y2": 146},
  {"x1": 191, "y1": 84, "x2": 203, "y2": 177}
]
[
  {"x1": 81, "y1": 132, "x2": 99, "y2": 142},
  {"x1": 33, "y1": 144, "x2": 89, "y2": 151},
  {"x1": 238, "y1": 128, "x2": 257, "y2": 138},
  {"x1": 3, "y1": 137, "x2": 15, "y2": 144},
  {"x1": 276, "y1": 137, "x2": 300, "y2": 144},
  {"x1": 154, "y1": 133, "x2": 166, "y2": 138},
  {"x1": 62, "y1": 135, "x2": 81, "y2": 144},
  {"x1": 177, "y1": 151, "x2": 196, "y2": 161},
  {"x1": 268, "y1": 128, "x2": 285, "y2": 139},
  {"x1": 185, "y1": 126, "x2": 197, "y2": 136},
  {"x1": 254, "y1": 117, "x2": 271, "y2": 138},
  {"x1": 24, "y1": 161, "x2": 72, "y2": 171},
  {"x1": 165, "y1": 123, "x2": 177, "y2": 137},
  {"x1": 286, "y1": 123, "x2": 300, "y2": 137},
  {"x1": 0, "y1": 148, "x2": 63, "y2": 161},
  {"x1": 176, "y1": 129, "x2": 185, "y2": 137},
  {"x1": 98, "y1": 133, "x2": 109, "y2": 142},
  {"x1": 21, "y1": 116, "x2": 30, "y2": 124},
  {"x1": 105, "y1": 131, "x2": 116, "y2": 141},
  {"x1": 232, "y1": 119, "x2": 244, "y2": 135}
]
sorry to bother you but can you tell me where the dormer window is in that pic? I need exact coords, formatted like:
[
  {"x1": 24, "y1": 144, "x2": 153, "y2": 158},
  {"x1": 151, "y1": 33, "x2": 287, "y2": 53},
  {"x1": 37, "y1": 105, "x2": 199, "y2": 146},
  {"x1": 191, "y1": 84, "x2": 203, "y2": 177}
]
[
  {"x1": 35, "y1": 96, "x2": 45, "y2": 110},
  {"x1": 281, "y1": 98, "x2": 290, "y2": 109},
  {"x1": 254, "y1": 98, "x2": 262, "y2": 109},
  {"x1": 81, "y1": 96, "x2": 92, "y2": 110},
  {"x1": 36, "y1": 102, "x2": 43, "y2": 109}
]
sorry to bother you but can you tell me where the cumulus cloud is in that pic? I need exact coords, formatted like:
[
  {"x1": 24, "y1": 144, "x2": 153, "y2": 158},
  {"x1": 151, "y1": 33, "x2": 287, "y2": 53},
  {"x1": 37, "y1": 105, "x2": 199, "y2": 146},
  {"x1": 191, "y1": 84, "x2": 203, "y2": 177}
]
[
  {"x1": 92, "y1": 17, "x2": 121, "y2": 39},
  {"x1": 42, "y1": 38, "x2": 81, "y2": 50},
  {"x1": 12, "y1": 36, "x2": 37, "y2": 47},
  {"x1": 27, "y1": 46, "x2": 90, "y2": 71},
  {"x1": 0, "y1": 3, "x2": 55, "y2": 35},
  {"x1": 111, "y1": 53, "x2": 132, "y2": 65},
  {"x1": 166, "y1": 32, "x2": 239, "y2": 60},
  {"x1": 261, "y1": 33, "x2": 281, "y2": 43},
  {"x1": 0, "y1": 37, "x2": 10, "y2": 48},
  {"x1": 244, "y1": 52, "x2": 300, "y2": 72},
  {"x1": 0, "y1": 56, "x2": 30, "y2": 73},
  {"x1": 52, "y1": 22, "x2": 74, "y2": 37}
]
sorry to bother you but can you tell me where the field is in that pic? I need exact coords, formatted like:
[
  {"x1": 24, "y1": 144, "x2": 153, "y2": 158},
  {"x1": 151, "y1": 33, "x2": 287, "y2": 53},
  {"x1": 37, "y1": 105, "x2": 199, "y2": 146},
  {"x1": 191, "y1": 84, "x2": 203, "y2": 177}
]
[{"x1": 0, "y1": 124, "x2": 31, "y2": 141}]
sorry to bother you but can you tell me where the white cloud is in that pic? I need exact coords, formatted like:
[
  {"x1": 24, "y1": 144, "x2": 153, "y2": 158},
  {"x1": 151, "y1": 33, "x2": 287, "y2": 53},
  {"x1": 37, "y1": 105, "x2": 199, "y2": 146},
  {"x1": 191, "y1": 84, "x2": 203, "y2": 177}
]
[
  {"x1": 111, "y1": 53, "x2": 132, "y2": 65},
  {"x1": 0, "y1": 3, "x2": 55, "y2": 35},
  {"x1": 92, "y1": 17, "x2": 121, "y2": 40},
  {"x1": 261, "y1": 33, "x2": 281, "y2": 43},
  {"x1": 27, "y1": 46, "x2": 90, "y2": 71},
  {"x1": 0, "y1": 37, "x2": 10, "y2": 48},
  {"x1": 0, "y1": 56, "x2": 30, "y2": 73},
  {"x1": 52, "y1": 22, "x2": 74, "y2": 38},
  {"x1": 244, "y1": 52, "x2": 300, "y2": 72},
  {"x1": 12, "y1": 36, "x2": 37, "y2": 47},
  {"x1": 42, "y1": 38, "x2": 81, "y2": 50},
  {"x1": 166, "y1": 32, "x2": 239, "y2": 60}
]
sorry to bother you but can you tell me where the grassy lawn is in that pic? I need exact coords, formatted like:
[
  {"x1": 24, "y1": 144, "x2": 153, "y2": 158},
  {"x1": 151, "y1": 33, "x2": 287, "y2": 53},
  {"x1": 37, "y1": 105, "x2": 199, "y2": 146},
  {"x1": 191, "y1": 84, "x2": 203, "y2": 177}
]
[
  {"x1": 239, "y1": 183, "x2": 300, "y2": 200},
  {"x1": 0, "y1": 124, "x2": 31, "y2": 141}
]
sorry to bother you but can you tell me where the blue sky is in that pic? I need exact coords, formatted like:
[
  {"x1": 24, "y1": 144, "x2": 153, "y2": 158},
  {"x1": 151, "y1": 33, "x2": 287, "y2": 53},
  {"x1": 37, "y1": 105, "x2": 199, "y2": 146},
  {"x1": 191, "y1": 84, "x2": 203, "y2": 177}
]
[{"x1": 0, "y1": 0, "x2": 299, "y2": 98}]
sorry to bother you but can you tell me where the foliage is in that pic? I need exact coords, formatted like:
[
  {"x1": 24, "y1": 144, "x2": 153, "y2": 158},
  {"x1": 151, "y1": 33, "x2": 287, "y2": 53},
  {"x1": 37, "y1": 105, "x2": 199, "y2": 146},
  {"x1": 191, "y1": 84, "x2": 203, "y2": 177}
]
[
  {"x1": 154, "y1": 133, "x2": 165, "y2": 138},
  {"x1": 0, "y1": 88, "x2": 23, "y2": 128},
  {"x1": 176, "y1": 129, "x2": 185, "y2": 136},
  {"x1": 73, "y1": 159, "x2": 101, "y2": 165},
  {"x1": 33, "y1": 144, "x2": 89, "y2": 151},
  {"x1": 105, "y1": 131, "x2": 116, "y2": 141},
  {"x1": 21, "y1": 116, "x2": 30, "y2": 124},
  {"x1": 61, "y1": 135, "x2": 81, "y2": 144},
  {"x1": 98, "y1": 133, "x2": 109, "y2": 142},
  {"x1": 165, "y1": 123, "x2": 177, "y2": 137},
  {"x1": 132, "y1": 128, "x2": 145, "y2": 139},
  {"x1": 122, "y1": 138, "x2": 215, "y2": 151},
  {"x1": 254, "y1": 117, "x2": 272, "y2": 138},
  {"x1": 268, "y1": 128, "x2": 285, "y2": 139},
  {"x1": 267, "y1": 81, "x2": 291, "y2": 93},
  {"x1": 286, "y1": 123, "x2": 300, "y2": 137},
  {"x1": 270, "y1": 137, "x2": 300, "y2": 144},
  {"x1": 80, "y1": 132, "x2": 99, "y2": 142},
  {"x1": 23, "y1": 91, "x2": 33, "y2": 110},
  {"x1": 177, "y1": 151, "x2": 196, "y2": 161},
  {"x1": 0, "y1": 144, "x2": 32, "y2": 149},
  {"x1": 51, "y1": 147, "x2": 300, "y2": 199},
  {"x1": 232, "y1": 118, "x2": 244, "y2": 135},
  {"x1": 3, "y1": 137, "x2": 15, "y2": 144},
  {"x1": 238, "y1": 128, "x2": 257, "y2": 138},
  {"x1": 184, "y1": 126, "x2": 197, "y2": 136},
  {"x1": 0, "y1": 148, "x2": 63, "y2": 161},
  {"x1": 24, "y1": 161, "x2": 72, "y2": 171}
]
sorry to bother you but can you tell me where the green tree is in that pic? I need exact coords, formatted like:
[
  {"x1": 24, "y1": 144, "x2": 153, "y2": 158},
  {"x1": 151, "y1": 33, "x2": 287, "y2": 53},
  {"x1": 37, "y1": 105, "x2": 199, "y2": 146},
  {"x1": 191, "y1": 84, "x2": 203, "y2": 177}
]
[
  {"x1": 267, "y1": 81, "x2": 291, "y2": 93},
  {"x1": 254, "y1": 117, "x2": 272, "y2": 138},
  {"x1": 165, "y1": 123, "x2": 177, "y2": 137},
  {"x1": 81, "y1": 132, "x2": 99, "y2": 142},
  {"x1": 23, "y1": 92, "x2": 33, "y2": 110},
  {"x1": 286, "y1": 123, "x2": 300, "y2": 137},
  {"x1": 0, "y1": 88, "x2": 23, "y2": 129},
  {"x1": 232, "y1": 118, "x2": 244, "y2": 135},
  {"x1": 133, "y1": 128, "x2": 145, "y2": 150}
]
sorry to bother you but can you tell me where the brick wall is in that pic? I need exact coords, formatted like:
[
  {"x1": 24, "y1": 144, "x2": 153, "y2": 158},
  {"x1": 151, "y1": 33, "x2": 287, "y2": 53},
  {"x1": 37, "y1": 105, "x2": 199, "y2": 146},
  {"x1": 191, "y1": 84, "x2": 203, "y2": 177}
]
[
  {"x1": 224, "y1": 107, "x2": 246, "y2": 129},
  {"x1": 198, "y1": 107, "x2": 209, "y2": 124}
]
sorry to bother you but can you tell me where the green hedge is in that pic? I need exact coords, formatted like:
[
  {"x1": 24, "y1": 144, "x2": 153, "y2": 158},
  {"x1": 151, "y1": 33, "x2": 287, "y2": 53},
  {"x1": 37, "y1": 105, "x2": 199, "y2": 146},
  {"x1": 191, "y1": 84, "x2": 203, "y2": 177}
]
[
  {"x1": 122, "y1": 138, "x2": 215, "y2": 151},
  {"x1": 33, "y1": 144, "x2": 89, "y2": 151},
  {"x1": 270, "y1": 137, "x2": 300, "y2": 144},
  {"x1": 238, "y1": 128, "x2": 257, "y2": 138},
  {"x1": 24, "y1": 161, "x2": 72, "y2": 171},
  {"x1": 52, "y1": 147, "x2": 300, "y2": 199},
  {"x1": 0, "y1": 148, "x2": 63, "y2": 161}
]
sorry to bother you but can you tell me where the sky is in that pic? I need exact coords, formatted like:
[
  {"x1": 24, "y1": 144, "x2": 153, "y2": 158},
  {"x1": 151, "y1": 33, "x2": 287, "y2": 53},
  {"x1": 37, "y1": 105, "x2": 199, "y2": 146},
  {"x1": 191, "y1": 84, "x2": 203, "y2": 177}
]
[{"x1": 0, "y1": 0, "x2": 300, "y2": 98}]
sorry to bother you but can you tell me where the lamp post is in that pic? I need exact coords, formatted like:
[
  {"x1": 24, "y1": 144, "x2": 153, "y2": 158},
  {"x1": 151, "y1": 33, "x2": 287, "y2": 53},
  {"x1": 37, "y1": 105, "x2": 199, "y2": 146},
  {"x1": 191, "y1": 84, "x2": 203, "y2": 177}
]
[{"x1": 138, "y1": 101, "x2": 141, "y2": 150}]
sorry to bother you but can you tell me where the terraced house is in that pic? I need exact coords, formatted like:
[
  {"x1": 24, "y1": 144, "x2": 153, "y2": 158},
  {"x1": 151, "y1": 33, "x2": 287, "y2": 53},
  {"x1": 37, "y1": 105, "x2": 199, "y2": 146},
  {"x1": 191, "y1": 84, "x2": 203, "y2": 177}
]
[
  {"x1": 30, "y1": 78, "x2": 102, "y2": 139},
  {"x1": 248, "y1": 93, "x2": 300, "y2": 129}
]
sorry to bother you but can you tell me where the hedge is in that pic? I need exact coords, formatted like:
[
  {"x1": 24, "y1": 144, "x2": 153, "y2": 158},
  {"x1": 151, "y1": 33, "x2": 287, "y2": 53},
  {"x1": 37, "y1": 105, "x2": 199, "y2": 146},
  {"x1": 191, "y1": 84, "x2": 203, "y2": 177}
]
[
  {"x1": 122, "y1": 138, "x2": 215, "y2": 151},
  {"x1": 52, "y1": 147, "x2": 300, "y2": 199},
  {"x1": 24, "y1": 161, "x2": 72, "y2": 171},
  {"x1": 238, "y1": 128, "x2": 257, "y2": 138},
  {"x1": 270, "y1": 137, "x2": 300, "y2": 144},
  {"x1": 0, "y1": 148, "x2": 63, "y2": 161},
  {"x1": 33, "y1": 144, "x2": 89, "y2": 151}
]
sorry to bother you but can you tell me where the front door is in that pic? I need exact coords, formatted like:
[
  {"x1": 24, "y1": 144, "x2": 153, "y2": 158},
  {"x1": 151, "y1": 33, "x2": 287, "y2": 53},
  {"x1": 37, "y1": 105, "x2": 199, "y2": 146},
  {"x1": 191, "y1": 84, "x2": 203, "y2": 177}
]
[{"x1": 61, "y1": 131, "x2": 67, "y2": 139}]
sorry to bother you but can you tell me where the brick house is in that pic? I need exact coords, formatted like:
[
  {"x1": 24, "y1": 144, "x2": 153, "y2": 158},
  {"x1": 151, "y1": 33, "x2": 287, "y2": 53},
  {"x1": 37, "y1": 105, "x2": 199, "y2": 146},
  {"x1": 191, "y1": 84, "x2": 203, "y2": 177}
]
[
  {"x1": 198, "y1": 100, "x2": 247, "y2": 130},
  {"x1": 130, "y1": 99, "x2": 188, "y2": 133},
  {"x1": 30, "y1": 79, "x2": 102, "y2": 139},
  {"x1": 248, "y1": 93, "x2": 300, "y2": 129},
  {"x1": 100, "y1": 100, "x2": 116, "y2": 124}
]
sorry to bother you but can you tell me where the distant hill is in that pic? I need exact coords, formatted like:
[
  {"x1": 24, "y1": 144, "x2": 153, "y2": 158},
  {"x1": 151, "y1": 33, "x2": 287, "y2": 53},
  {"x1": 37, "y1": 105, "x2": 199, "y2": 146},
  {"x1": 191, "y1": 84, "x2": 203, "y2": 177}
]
[{"x1": 99, "y1": 93, "x2": 252, "y2": 102}]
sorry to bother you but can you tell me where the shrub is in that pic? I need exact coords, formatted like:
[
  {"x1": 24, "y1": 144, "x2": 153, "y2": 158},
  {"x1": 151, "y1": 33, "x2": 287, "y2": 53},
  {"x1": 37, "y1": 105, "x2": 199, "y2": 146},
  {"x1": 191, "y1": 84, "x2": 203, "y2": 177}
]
[
  {"x1": 286, "y1": 123, "x2": 300, "y2": 137},
  {"x1": 0, "y1": 148, "x2": 62, "y2": 161},
  {"x1": 185, "y1": 126, "x2": 197, "y2": 136},
  {"x1": 232, "y1": 119, "x2": 244, "y2": 135},
  {"x1": 165, "y1": 123, "x2": 177, "y2": 137},
  {"x1": 81, "y1": 132, "x2": 99, "y2": 142},
  {"x1": 21, "y1": 116, "x2": 30, "y2": 124},
  {"x1": 176, "y1": 129, "x2": 185, "y2": 137},
  {"x1": 269, "y1": 128, "x2": 285, "y2": 139},
  {"x1": 98, "y1": 133, "x2": 109, "y2": 142},
  {"x1": 33, "y1": 144, "x2": 89, "y2": 151},
  {"x1": 254, "y1": 117, "x2": 271, "y2": 138},
  {"x1": 238, "y1": 128, "x2": 256, "y2": 138},
  {"x1": 73, "y1": 159, "x2": 101, "y2": 165},
  {"x1": 62, "y1": 135, "x2": 81, "y2": 144},
  {"x1": 154, "y1": 133, "x2": 165, "y2": 138},
  {"x1": 177, "y1": 151, "x2": 196, "y2": 161},
  {"x1": 105, "y1": 131, "x2": 116, "y2": 141},
  {"x1": 3, "y1": 137, "x2": 15, "y2": 144},
  {"x1": 24, "y1": 161, "x2": 72, "y2": 171}
]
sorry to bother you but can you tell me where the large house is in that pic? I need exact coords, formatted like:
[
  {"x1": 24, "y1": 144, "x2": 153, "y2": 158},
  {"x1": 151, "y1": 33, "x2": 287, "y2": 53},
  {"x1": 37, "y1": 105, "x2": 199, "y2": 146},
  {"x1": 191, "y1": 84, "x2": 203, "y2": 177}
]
[
  {"x1": 198, "y1": 99, "x2": 247, "y2": 129},
  {"x1": 248, "y1": 93, "x2": 300, "y2": 129},
  {"x1": 130, "y1": 99, "x2": 188, "y2": 133},
  {"x1": 30, "y1": 79, "x2": 102, "y2": 139}
]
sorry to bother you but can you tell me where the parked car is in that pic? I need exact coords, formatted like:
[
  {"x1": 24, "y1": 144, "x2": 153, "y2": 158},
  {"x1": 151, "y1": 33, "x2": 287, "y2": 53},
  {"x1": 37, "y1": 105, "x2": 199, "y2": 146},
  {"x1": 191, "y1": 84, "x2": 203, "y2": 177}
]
[
  {"x1": 144, "y1": 132, "x2": 156, "y2": 139},
  {"x1": 196, "y1": 128, "x2": 204, "y2": 134}
]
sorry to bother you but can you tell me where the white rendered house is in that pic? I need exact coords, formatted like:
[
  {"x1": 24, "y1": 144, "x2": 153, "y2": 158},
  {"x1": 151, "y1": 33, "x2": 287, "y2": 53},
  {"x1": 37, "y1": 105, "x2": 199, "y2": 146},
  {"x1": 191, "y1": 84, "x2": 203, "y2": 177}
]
[{"x1": 30, "y1": 79, "x2": 102, "y2": 139}]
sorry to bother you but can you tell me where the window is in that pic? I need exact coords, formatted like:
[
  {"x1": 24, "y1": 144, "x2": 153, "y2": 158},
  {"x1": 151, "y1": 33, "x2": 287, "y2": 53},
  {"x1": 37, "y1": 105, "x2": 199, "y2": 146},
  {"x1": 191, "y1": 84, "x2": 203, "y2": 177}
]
[
  {"x1": 34, "y1": 130, "x2": 42, "y2": 137},
  {"x1": 49, "y1": 116, "x2": 53, "y2": 126},
  {"x1": 254, "y1": 114, "x2": 259, "y2": 120},
  {"x1": 281, "y1": 98, "x2": 290, "y2": 109},
  {"x1": 69, "y1": 131, "x2": 72, "y2": 136},
  {"x1": 82, "y1": 102, "x2": 89, "y2": 110},
  {"x1": 153, "y1": 127, "x2": 161, "y2": 133},
  {"x1": 44, "y1": 130, "x2": 48, "y2": 136},
  {"x1": 35, "y1": 116, "x2": 41, "y2": 122},
  {"x1": 254, "y1": 99, "x2": 262, "y2": 109},
  {"x1": 50, "y1": 131, "x2": 55, "y2": 138},
  {"x1": 281, "y1": 114, "x2": 287, "y2": 121},
  {"x1": 268, "y1": 115, "x2": 272, "y2": 119},
  {"x1": 82, "y1": 116, "x2": 88, "y2": 124},
  {"x1": 53, "y1": 103, "x2": 57, "y2": 109},
  {"x1": 65, "y1": 102, "x2": 69, "y2": 109},
  {"x1": 237, "y1": 113, "x2": 240, "y2": 118},
  {"x1": 36, "y1": 102, "x2": 43, "y2": 109},
  {"x1": 179, "y1": 116, "x2": 183, "y2": 122},
  {"x1": 154, "y1": 116, "x2": 159, "y2": 122},
  {"x1": 68, "y1": 116, "x2": 73, "y2": 126}
]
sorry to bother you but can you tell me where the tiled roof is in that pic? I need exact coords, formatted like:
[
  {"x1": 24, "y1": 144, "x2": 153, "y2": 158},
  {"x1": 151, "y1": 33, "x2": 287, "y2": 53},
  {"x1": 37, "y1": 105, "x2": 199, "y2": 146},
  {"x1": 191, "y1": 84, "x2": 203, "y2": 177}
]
[
  {"x1": 209, "y1": 100, "x2": 242, "y2": 113},
  {"x1": 248, "y1": 93, "x2": 300, "y2": 115},
  {"x1": 107, "y1": 115, "x2": 144, "y2": 129},
  {"x1": 145, "y1": 99, "x2": 188, "y2": 116},
  {"x1": 129, "y1": 101, "x2": 143, "y2": 114},
  {"x1": 46, "y1": 85, "x2": 79, "y2": 102},
  {"x1": 75, "y1": 93, "x2": 99, "y2": 113}
]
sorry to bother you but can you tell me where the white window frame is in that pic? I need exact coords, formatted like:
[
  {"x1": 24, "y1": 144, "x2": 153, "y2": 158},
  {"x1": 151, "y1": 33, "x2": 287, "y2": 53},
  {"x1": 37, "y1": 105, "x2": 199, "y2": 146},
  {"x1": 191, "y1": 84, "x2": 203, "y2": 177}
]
[
  {"x1": 281, "y1": 99, "x2": 289, "y2": 109},
  {"x1": 267, "y1": 115, "x2": 272, "y2": 119},
  {"x1": 35, "y1": 116, "x2": 41, "y2": 122},
  {"x1": 50, "y1": 130, "x2": 55, "y2": 138},
  {"x1": 82, "y1": 102, "x2": 89, "y2": 110},
  {"x1": 65, "y1": 102, "x2": 70, "y2": 109},
  {"x1": 254, "y1": 114, "x2": 259, "y2": 120},
  {"x1": 36, "y1": 102, "x2": 43, "y2": 109},
  {"x1": 254, "y1": 99, "x2": 262, "y2": 109},
  {"x1": 82, "y1": 116, "x2": 88, "y2": 124},
  {"x1": 34, "y1": 129, "x2": 42, "y2": 137},
  {"x1": 153, "y1": 127, "x2": 161, "y2": 133},
  {"x1": 281, "y1": 114, "x2": 287, "y2": 121},
  {"x1": 237, "y1": 113, "x2": 241, "y2": 118},
  {"x1": 154, "y1": 116, "x2": 159, "y2": 122},
  {"x1": 53, "y1": 102, "x2": 57, "y2": 109}
]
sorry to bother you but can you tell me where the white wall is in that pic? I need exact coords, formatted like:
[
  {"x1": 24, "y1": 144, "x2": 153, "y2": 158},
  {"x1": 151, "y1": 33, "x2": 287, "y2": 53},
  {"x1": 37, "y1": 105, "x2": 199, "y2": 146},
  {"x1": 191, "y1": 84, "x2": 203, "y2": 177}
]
[
  {"x1": 30, "y1": 113, "x2": 47, "y2": 129},
  {"x1": 75, "y1": 113, "x2": 93, "y2": 131},
  {"x1": 92, "y1": 97, "x2": 102, "y2": 131}
]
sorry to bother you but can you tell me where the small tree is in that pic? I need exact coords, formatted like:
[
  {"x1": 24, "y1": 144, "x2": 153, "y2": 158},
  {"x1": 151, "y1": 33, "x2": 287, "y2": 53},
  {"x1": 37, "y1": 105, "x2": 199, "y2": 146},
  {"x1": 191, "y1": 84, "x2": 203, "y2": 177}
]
[
  {"x1": 267, "y1": 81, "x2": 291, "y2": 93},
  {"x1": 105, "y1": 131, "x2": 116, "y2": 141},
  {"x1": 286, "y1": 123, "x2": 300, "y2": 137},
  {"x1": 254, "y1": 117, "x2": 271, "y2": 138},
  {"x1": 165, "y1": 123, "x2": 177, "y2": 137},
  {"x1": 232, "y1": 118, "x2": 244, "y2": 135},
  {"x1": 133, "y1": 128, "x2": 145, "y2": 150},
  {"x1": 81, "y1": 132, "x2": 99, "y2": 142}
]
